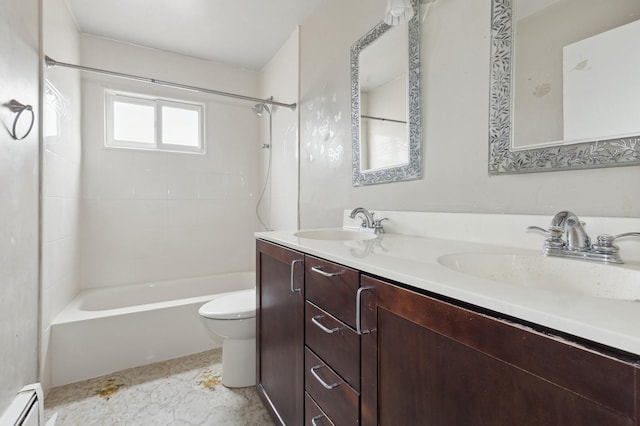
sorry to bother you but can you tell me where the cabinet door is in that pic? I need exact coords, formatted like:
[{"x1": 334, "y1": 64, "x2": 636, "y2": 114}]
[
  {"x1": 256, "y1": 240, "x2": 305, "y2": 425},
  {"x1": 360, "y1": 275, "x2": 639, "y2": 426}
]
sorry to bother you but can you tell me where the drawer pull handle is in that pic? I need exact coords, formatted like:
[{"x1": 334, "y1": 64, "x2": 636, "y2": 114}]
[
  {"x1": 290, "y1": 259, "x2": 303, "y2": 293},
  {"x1": 310, "y1": 365, "x2": 340, "y2": 389},
  {"x1": 311, "y1": 266, "x2": 342, "y2": 277},
  {"x1": 311, "y1": 414, "x2": 333, "y2": 426},
  {"x1": 311, "y1": 315, "x2": 341, "y2": 334},
  {"x1": 356, "y1": 286, "x2": 375, "y2": 335}
]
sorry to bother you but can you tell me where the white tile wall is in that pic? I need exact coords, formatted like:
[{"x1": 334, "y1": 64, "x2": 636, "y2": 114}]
[
  {"x1": 80, "y1": 36, "x2": 261, "y2": 288},
  {"x1": 41, "y1": 0, "x2": 83, "y2": 394},
  {"x1": 258, "y1": 28, "x2": 300, "y2": 231}
]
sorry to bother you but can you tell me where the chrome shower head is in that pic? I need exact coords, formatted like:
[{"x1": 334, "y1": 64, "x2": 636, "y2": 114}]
[{"x1": 252, "y1": 103, "x2": 271, "y2": 116}]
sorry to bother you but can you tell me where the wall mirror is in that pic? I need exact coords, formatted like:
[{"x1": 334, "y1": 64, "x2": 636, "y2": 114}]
[
  {"x1": 351, "y1": 0, "x2": 421, "y2": 186},
  {"x1": 489, "y1": 0, "x2": 640, "y2": 174}
]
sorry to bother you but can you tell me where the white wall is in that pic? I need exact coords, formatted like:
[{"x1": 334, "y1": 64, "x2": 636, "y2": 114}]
[
  {"x1": 0, "y1": 0, "x2": 40, "y2": 414},
  {"x1": 80, "y1": 36, "x2": 261, "y2": 288},
  {"x1": 563, "y1": 19, "x2": 640, "y2": 142},
  {"x1": 41, "y1": 0, "x2": 83, "y2": 393},
  {"x1": 258, "y1": 28, "x2": 300, "y2": 231},
  {"x1": 298, "y1": 0, "x2": 640, "y2": 229}
]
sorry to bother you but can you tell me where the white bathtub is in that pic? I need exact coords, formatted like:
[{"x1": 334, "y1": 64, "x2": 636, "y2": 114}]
[{"x1": 50, "y1": 272, "x2": 255, "y2": 387}]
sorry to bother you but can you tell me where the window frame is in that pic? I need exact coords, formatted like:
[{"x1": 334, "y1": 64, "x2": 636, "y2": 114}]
[{"x1": 105, "y1": 90, "x2": 205, "y2": 154}]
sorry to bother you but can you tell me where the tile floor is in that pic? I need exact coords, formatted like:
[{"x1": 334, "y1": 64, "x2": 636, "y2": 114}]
[{"x1": 44, "y1": 348, "x2": 275, "y2": 426}]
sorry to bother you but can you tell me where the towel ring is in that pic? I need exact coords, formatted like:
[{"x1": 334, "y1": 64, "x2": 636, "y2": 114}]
[{"x1": 7, "y1": 99, "x2": 35, "y2": 140}]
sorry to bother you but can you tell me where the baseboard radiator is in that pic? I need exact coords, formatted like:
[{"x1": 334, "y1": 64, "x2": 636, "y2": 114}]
[{"x1": 0, "y1": 384, "x2": 44, "y2": 426}]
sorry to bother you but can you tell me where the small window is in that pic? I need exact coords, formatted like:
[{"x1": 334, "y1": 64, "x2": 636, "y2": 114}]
[{"x1": 105, "y1": 91, "x2": 204, "y2": 153}]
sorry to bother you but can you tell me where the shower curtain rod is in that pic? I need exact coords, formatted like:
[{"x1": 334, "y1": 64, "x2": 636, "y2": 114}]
[{"x1": 44, "y1": 56, "x2": 297, "y2": 111}]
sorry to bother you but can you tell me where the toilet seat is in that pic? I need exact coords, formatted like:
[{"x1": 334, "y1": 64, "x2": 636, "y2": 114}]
[{"x1": 198, "y1": 289, "x2": 255, "y2": 320}]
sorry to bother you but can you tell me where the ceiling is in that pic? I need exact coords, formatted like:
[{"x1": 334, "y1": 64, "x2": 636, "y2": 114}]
[{"x1": 64, "y1": 0, "x2": 325, "y2": 71}]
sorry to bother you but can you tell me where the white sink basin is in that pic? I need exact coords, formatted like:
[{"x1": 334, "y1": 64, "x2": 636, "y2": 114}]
[
  {"x1": 294, "y1": 229, "x2": 377, "y2": 241},
  {"x1": 438, "y1": 252, "x2": 640, "y2": 301}
]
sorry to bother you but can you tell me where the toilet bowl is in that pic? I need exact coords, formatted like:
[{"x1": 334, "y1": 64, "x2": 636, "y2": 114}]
[{"x1": 198, "y1": 289, "x2": 256, "y2": 388}]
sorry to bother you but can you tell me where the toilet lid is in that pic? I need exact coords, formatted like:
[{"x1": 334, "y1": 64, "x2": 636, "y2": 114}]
[{"x1": 199, "y1": 289, "x2": 255, "y2": 320}]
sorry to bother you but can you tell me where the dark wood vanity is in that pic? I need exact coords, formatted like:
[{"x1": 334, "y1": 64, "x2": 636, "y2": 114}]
[
  {"x1": 257, "y1": 239, "x2": 640, "y2": 425},
  {"x1": 256, "y1": 240, "x2": 304, "y2": 425}
]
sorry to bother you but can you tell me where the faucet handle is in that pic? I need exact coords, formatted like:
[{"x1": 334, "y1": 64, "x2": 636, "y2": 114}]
[
  {"x1": 527, "y1": 225, "x2": 565, "y2": 248},
  {"x1": 373, "y1": 217, "x2": 388, "y2": 234},
  {"x1": 592, "y1": 232, "x2": 640, "y2": 254}
]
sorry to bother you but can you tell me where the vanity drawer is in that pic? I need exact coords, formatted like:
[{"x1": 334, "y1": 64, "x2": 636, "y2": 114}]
[
  {"x1": 305, "y1": 301, "x2": 360, "y2": 391},
  {"x1": 305, "y1": 255, "x2": 359, "y2": 328},
  {"x1": 305, "y1": 393, "x2": 333, "y2": 426},
  {"x1": 305, "y1": 348, "x2": 359, "y2": 426}
]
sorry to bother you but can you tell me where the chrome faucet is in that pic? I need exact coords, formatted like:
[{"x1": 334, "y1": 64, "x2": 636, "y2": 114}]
[
  {"x1": 350, "y1": 207, "x2": 374, "y2": 228},
  {"x1": 528, "y1": 211, "x2": 640, "y2": 264},
  {"x1": 549, "y1": 211, "x2": 590, "y2": 251},
  {"x1": 349, "y1": 207, "x2": 388, "y2": 234}
]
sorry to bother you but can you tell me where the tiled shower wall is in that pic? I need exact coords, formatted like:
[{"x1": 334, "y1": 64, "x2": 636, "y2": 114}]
[
  {"x1": 41, "y1": 0, "x2": 83, "y2": 392},
  {"x1": 79, "y1": 36, "x2": 262, "y2": 288},
  {"x1": 258, "y1": 27, "x2": 300, "y2": 231}
]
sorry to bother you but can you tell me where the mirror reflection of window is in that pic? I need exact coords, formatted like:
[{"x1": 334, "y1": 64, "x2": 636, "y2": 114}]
[
  {"x1": 358, "y1": 24, "x2": 408, "y2": 171},
  {"x1": 361, "y1": 76, "x2": 408, "y2": 170}
]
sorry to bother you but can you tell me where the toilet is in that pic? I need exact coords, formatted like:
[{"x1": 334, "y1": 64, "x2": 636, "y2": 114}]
[{"x1": 198, "y1": 289, "x2": 256, "y2": 388}]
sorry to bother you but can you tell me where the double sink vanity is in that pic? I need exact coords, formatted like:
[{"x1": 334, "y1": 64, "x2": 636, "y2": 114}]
[
  {"x1": 255, "y1": 210, "x2": 640, "y2": 425},
  {"x1": 267, "y1": 0, "x2": 640, "y2": 422}
]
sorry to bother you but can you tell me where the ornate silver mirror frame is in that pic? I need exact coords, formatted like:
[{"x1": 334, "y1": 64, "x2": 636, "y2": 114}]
[
  {"x1": 351, "y1": 0, "x2": 422, "y2": 186},
  {"x1": 489, "y1": 0, "x2": 640, "y2": 174}
]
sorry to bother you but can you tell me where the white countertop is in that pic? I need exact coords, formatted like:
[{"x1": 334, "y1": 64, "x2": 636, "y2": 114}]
[{"x1": 255, "y1": 223, "x2": 640, "y2": 357}]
